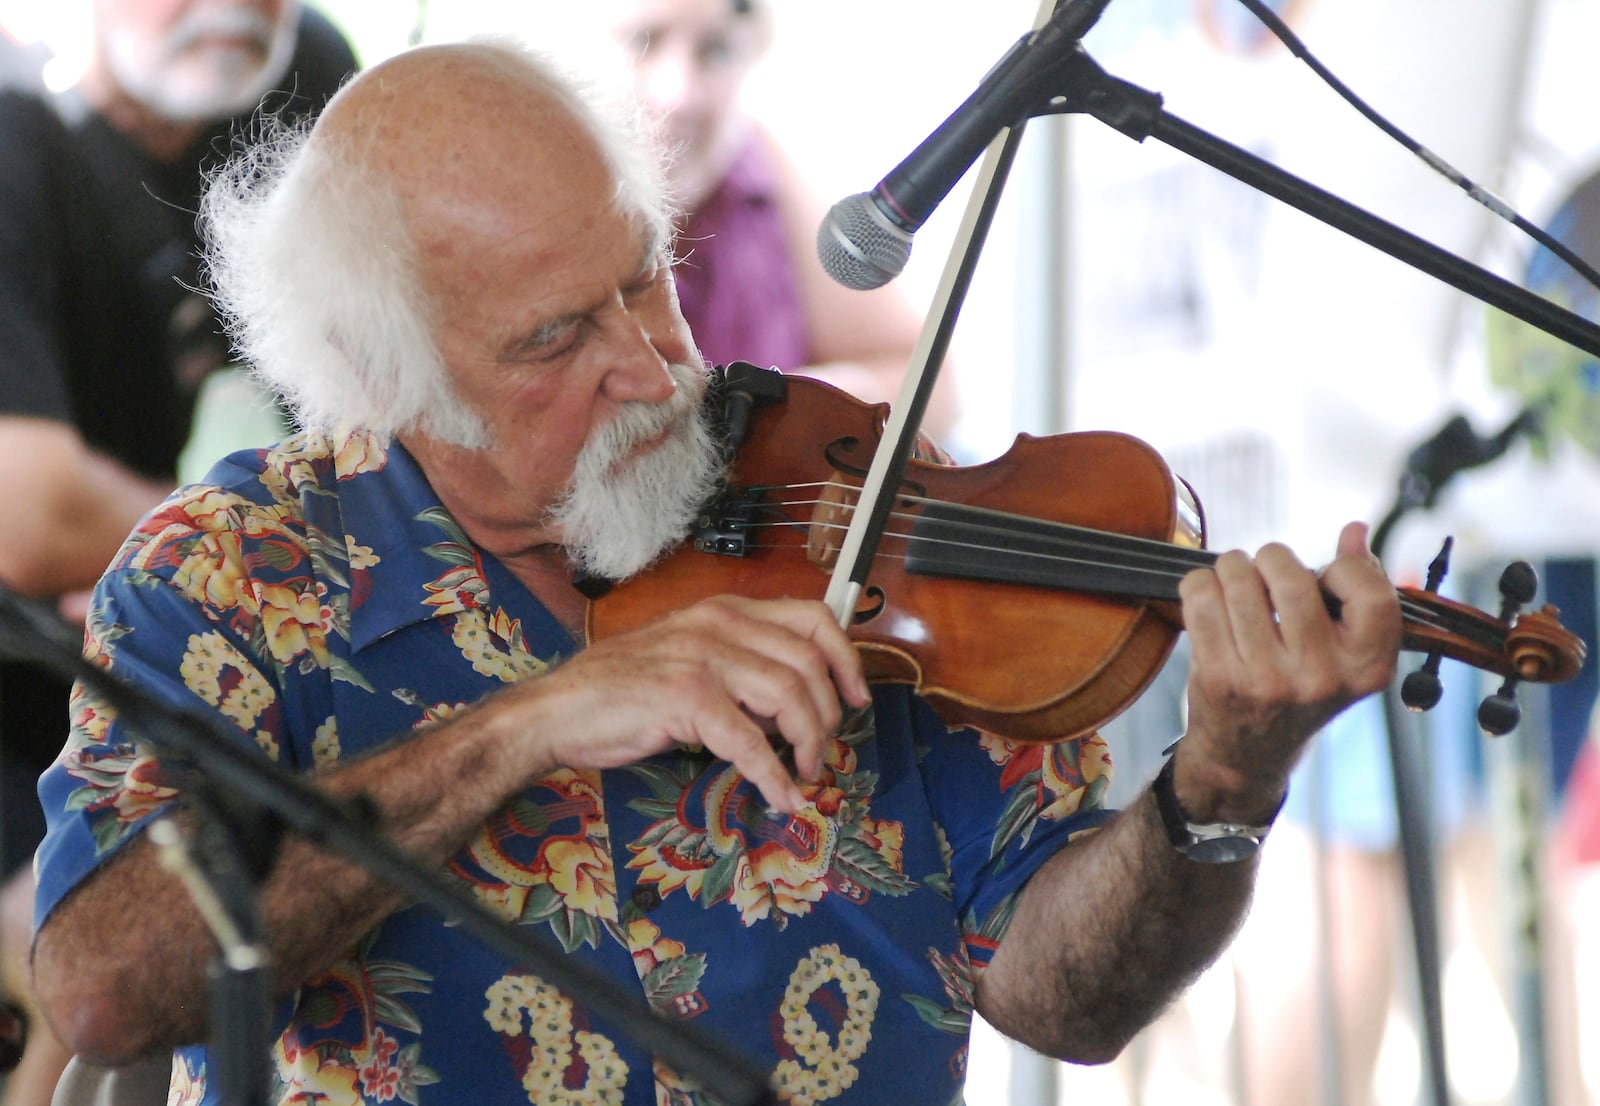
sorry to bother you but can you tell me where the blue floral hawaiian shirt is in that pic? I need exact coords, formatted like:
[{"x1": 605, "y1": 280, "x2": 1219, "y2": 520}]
[{"x1": 35, "y1": 429, "x2": 1114, "y2": 1106}]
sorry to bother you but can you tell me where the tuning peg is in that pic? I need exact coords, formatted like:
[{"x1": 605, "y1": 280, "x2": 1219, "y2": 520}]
[
  {"x1": 1497, "y1": 560, "x2": 1538, "y2": 617},
  {"x1": 1424, "y1": 536, "x2": 1454, "y2": 592},
  {"x1": 1476, "y1": 560, "x2": 1540, "y2": 736},
  {"x1": 1401, "y1": 660, "x2": 1444, "y2": 711},
  {"x1": 1478, "y1": 677, "x2": 1523, "y2": 736},
  {"x1": 1401, "y1": 537, "x2": 1454, "y2": 712}
]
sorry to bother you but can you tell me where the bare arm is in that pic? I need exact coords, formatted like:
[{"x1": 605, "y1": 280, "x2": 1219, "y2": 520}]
[
  {"x1": 33, "y1": 595, "x2": 870, "y2": 1065},
  {"x1": 975, "y1": 522, "x2": 1402, "y2": 1061},
  {"x1": 763, "y1": 132, "x2": 962, "y2": 441},
  {"x1": 0, "y1": 416, "x2": 173, "y2": 597}
]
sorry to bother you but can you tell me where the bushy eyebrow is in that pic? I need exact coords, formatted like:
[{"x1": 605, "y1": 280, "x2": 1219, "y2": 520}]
[{"x1": 496, "y1": 229, "x2": 666, "y2": 363}]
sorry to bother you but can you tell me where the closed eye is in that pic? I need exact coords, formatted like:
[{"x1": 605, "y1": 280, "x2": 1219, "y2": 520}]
[
  {"x1": 502, "y1": 315, "x2": 588, "y2": 364},
  {"x1": 622, "y1": 271, "x2": 662, "y2": 303}
]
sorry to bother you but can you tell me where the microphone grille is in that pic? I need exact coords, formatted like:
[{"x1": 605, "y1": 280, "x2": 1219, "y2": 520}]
[{"x1": 816, "y1": 193, "x2": 913, "y2": 290}]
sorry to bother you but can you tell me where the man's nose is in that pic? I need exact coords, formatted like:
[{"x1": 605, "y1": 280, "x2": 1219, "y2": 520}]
[{"x1": 602, "y1": 316, "x2": 682, "y2": 405}]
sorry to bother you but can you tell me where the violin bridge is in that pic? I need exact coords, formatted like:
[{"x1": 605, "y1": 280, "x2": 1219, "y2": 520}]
[{"x1": 806, "y1": 472, "x2": 859, "y2": 573}]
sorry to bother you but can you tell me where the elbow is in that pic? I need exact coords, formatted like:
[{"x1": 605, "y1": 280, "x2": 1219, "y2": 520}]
[
  {"x1": 33, "y1": 928, "x2": 177, "y2": 1065},
  {"x1": 1051, "y1": 1029, "x2": 1137, "y2": 1068},
  {"x1": 979, "y1": 988, "x2": 1146, "y2": 1068},
  {"x1": 1004, "y1": 1023, "x2": 1137, "y2": 1069}
]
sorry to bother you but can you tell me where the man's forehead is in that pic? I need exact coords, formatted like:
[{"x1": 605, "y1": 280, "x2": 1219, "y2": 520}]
[
  {"x1": 321, "y1": 45, "x2": 582, "y2": 165},
  {"x1": 527, "y1": 206, "x2": 667, "y2": 305}
]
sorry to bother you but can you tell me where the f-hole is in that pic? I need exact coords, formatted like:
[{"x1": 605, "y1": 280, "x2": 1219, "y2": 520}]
[
  {"x1": 822, "y1": 436, "x2": 929, "y2": 503},
  {"x1": 851, "y1": 586, "x2": 887, "y2": 626}
]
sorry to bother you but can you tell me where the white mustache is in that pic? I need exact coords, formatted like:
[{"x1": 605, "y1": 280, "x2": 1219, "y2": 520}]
[
  {"x1": 167, "y1": 8, "x2": 279, "y2": 56},
  {"x1": 586, "y1": 364, "x2": 705, "y2": 470}
]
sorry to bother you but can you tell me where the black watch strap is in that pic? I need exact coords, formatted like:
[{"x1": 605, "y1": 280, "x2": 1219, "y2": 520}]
[{"x1": 1151, "y1": 755, "x2": 1284, "y2": 864}]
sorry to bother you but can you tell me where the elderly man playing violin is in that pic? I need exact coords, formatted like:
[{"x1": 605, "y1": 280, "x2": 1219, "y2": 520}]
[{"x1": 28, "y1": 39, "x2": 1401, "y2": 1106}]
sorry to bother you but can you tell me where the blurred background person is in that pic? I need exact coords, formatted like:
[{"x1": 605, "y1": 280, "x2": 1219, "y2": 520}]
[
  {"x1": 0, "y1": 3, "x2": 356, "y2": 1104},
  {"x1": 1231, "y1": 692, "x2": 1483, "y2": 1106},
  {"x1": 562, "y1": 0, "x2": 961, "y2": 443}
]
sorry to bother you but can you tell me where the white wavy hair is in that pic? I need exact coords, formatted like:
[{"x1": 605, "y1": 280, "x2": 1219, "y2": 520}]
[{"x1": 199, "y1": 39, "x2": 677, "y2": 448}]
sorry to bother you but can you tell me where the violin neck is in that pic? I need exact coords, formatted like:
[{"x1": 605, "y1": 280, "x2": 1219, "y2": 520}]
[
  {"x1": 896, "y1": 496, "x2": 1587, "y2": 686},
  {"x1": 904, "y1": 499, "x2": 1367, "y2": 630},
  {"x1": 905, "y1": 500, "x2": 1206, "y2": 604}
]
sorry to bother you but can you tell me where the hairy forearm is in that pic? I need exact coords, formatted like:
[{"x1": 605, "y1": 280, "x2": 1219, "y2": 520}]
[
  {"x1": 975, "y1": 520, "x2": 1400, "y2": 1061},
  {"x1": 33, "y1": 689, "x2": 547, "y2": 1063},
  {"x1": 35, "y1": 593, "x2": 871, "y2": 1063},
  {"x1": 975, "y1": 787, "x2": 1256, "y2": 1063}
]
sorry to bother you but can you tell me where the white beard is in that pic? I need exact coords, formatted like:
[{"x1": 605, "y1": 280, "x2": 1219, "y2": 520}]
[
  {"x1": 102, "y1": 3, "x2": 300, "y2": 122},
  {"x1": 547, "y1": 362, "x2": 725, "y2": 582}
]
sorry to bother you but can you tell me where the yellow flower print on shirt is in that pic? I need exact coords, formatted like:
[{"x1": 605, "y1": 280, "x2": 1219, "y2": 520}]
[
  {"x1": 179, "y1": 630, "x2": 277, "y2": 733},
  {"x1": 331, "y1": 429, "x2": 388, "y2": 479},
  {"x1": 483, "y1": 974, "x2": 629, "y2": 1106},
  {"x1": 150, "y1": 491, "x2": 301, "y2": 613},
  {"x1": 626, "y1": 748, "x2": 914, "y2": 929},
  {"x1": 312, "y1": 718, "x2": 341, "y2": 767},
  {"x1": 257, "y1": 429, "x2": 388, "y2": 507},
  {"x1": 255, "y1": 580, "x2": 333, "y2": 669},
  {"x1": 771, "y1": 945, "x2": 879, "y2": 1106},
  {"x1": 449, "y1": 607, "x2": 548, "y2": 682},
  {"x1": 449, "y1": 771, "x2": 620, "y2": 951},
  {"x1": 417, "y1": 507, "x2": 550, "y2": 682},
  {"x1": 624, "y1": 919, "x2": 708, "y2": 1021}
]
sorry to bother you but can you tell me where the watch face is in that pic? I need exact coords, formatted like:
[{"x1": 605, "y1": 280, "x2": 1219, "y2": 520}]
[{"x1": 1183, "y1": 835, "x2": 1261, "y2": 864}]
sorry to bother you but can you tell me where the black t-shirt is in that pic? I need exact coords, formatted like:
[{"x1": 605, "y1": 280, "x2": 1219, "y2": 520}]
[{"x1": 0, "y1": 8, "x2": 358, "y2": 873}]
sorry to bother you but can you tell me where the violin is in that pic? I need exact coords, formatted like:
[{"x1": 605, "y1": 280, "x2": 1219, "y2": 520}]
[{"x1": 586, "y1": 371, "x2": 1587, "y2": 744}]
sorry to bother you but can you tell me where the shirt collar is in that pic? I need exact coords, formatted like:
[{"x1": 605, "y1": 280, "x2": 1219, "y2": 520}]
[{"x1": 339, "y1": 437, "x2": 479, "y2": 653}]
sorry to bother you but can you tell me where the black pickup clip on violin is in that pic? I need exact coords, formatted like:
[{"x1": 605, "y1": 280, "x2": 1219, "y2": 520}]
[{"x1": 588, "y1": 364, "x2": 1587, "y2": 743}]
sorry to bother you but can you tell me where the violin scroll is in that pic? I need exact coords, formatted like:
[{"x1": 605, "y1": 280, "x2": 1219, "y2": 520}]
[{"x1": 1395, "y1": 553, "x2": 1587, "y2": 736}]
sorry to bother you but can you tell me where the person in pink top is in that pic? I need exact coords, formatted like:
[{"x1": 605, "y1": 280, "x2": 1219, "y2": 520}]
[{"x1": 595, "y1": 0, "x2": 961, "y2": 441}]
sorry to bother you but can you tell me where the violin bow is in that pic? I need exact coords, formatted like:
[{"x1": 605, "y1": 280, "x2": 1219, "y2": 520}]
[{"x1": 823, "y1": 0, "x2": 1068, "y2": 628}]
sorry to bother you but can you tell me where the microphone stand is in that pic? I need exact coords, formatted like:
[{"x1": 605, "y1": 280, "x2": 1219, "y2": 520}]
[
  {"x1": 987, "y1": 32, "x2": 1587, "y2": 1106},
  {"x1": 1369, "y1": 407, "x2": 1546, "y2": 1106},
  {"x1": 0, "y1": 586, "x2": 774, "y2": 1106},
  {"x1": 820, "y1": 10, "x2": 1590, "y2": 1106},
  {"x1": 1033, "y1": 48, "x2": 1600, "y2": 358},
  {"x1": 147, "y1": 787, "x2": 280, "y2": 1106},
  {"x1": 1364, "y1": 408, "x2": 1535, "y2": 1106}
]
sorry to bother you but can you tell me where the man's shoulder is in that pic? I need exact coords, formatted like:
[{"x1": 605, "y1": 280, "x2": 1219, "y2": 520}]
[
  {"x1": 0, "y1": 85, "x2": 91, "y2": 251},
  {"x1": 106, "y1": 431, "x2": 396, "y2": 593},
  {"x1": 295, "y1": 4, "x2": 362, "y2": 74},
  {"x1": 188, "y1": 429, "x2": 395, "y2": 505}
]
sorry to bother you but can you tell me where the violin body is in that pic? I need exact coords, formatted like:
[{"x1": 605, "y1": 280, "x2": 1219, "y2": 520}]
[
  {"x1": 588, "y1": 371, "x2": 1586, "y2": 743},
  {"x1": 588, "y1": 375, "x2": 1206, "y2": 743}
]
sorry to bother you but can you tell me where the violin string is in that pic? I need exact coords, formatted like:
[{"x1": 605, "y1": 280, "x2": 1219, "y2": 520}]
[
  {"x1": 747, "y1": 482, "x2": 1211, "y2": 573},
  {"x1": 746, "y1": 485, "x2": 1451, "y2": 628},
  {"x1": 744, "y1": 499, "x2": 1196, "y2": 590},
  {"x1": 736, "y1": 481, "x2": 1501, "y2": 646}
]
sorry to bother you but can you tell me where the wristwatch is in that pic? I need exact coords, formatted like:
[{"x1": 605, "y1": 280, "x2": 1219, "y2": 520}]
[{"x1": 1151, "y1": 755, "x2": 1283, "y2": 863}]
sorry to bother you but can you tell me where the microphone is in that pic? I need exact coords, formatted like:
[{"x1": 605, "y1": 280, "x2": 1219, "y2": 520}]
[{"x1": 817, "y1": 0, "x2": 1115, "y2": 289}]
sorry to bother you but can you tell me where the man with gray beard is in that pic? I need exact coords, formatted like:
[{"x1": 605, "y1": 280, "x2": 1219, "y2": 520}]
[
  {"x1": 28, "y1": 40, "x2": 1402, "y2": 1106},
  {"x1": 0, "y1": 5, "x2": 354, "y2": 1104}
]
